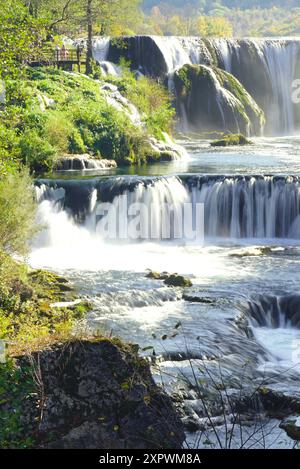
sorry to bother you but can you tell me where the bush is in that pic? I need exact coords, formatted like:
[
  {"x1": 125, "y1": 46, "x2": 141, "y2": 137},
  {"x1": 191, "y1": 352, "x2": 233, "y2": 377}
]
[
  {"x1": 0, "y1": 165, "x2": 37, "y2": 256},
  {"x1": 43, "y1": 111, "x2": 73, "y2": 153},
  {"x1": 108, "y1": 67, "x2": 175, "y2": 139},
  {"x1": 1, "y1": 67, "x2": 176, "y2": 171},
  {"x1": 19, "y1": 130, "x2": 57, "y2": 172},
  {"x1": 68, "y1": 128, "x2": 87, "y2": 154}
]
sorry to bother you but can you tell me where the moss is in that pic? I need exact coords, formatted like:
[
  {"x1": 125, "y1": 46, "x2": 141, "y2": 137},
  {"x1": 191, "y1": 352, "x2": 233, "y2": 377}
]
[
  {"x1": 202, "y1": 39, "x2": 219, "y2": 66},
  {"x1": 0, "y1": 254, "x2": 93, "y2": 356},
  {"x1": 145, "y1": 270, "x2": 168, "y2": 280},
  {"x1": 215, "y1": 68, "x2": 265, "y2": 126},
  {"x1": 175, "y1": 64, "x2": 210, "y2": 98},
  {"x1": 164, "y1": 274, "x2": 193, "y2": 288},
  {"x1": 146, "y1": 270, "x2": 192, "y2": 287},
  {"x1": 211, "y1": 133, "x2": 252, "y2": 147}
]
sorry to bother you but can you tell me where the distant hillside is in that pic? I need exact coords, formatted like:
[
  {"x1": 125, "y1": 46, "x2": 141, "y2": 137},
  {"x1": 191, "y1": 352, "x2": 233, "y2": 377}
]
[
  {"x1": 140, "y1": 0, "x2": 300, "y2": 37},
  {"x1": 142, "y1": 1, "x2": 299, "y2": 12}
]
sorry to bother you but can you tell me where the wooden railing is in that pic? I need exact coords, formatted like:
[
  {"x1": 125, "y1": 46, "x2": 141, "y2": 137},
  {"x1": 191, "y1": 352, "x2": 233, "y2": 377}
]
[{"x1": 29, "y1": 48, "x2": 87, "y2": 71}]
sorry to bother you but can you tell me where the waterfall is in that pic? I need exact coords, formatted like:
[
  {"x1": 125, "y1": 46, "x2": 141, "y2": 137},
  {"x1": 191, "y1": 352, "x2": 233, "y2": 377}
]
[
  {"x1": 92, "y1": 36, "x2": 300, "y2": 135},
  {"x1": 260, "y1": 40, "x2": 299, "y2": 134},
  {"x1": 92, "y1": 37, "x2": 120, "y2": 76},
  {"x1": 35, "y1": 174, "x2": 300, "y2": 243},
  {"x1": 239, "y1": 294, "x2": 300, "y2": 329}
]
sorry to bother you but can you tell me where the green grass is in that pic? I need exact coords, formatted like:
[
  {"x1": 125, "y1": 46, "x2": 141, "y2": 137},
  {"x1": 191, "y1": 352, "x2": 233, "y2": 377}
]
[{"x1": 0, "y1": 66, "x2": 175, "y2": 173}]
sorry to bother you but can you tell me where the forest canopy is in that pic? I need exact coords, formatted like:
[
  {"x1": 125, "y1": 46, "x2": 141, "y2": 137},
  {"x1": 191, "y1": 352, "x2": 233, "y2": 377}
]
[{"x1": 140, "y1": 0, "x2": 300, "y2": 36}]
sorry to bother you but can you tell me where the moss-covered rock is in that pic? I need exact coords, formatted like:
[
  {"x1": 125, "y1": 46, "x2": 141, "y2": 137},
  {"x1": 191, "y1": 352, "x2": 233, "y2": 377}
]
[
  {"x1": 174, "y1": 64, "x2": 265, "y2": 136},
  {"x1": 146, "y1": 270, "x2": 192, "y2": 287},
  {"x1": 0, "y1": 257, "x2": 92, "y2": 354},
  {"x1": 211, "y1": 133, "x2": 252, "y2": 147},
  {"x1": 164, "y1": 274, "x2": 192, "y2": 288},
  {"x1": 280, "y1": 417, "x2": 300, "y2": 440}
]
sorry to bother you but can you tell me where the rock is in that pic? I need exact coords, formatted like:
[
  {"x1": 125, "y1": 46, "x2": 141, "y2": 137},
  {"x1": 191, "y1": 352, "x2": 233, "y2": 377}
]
[
  {"x1": 15, "y1": 339, "x2": 185, "y2": 449},
  {"x1": 145, "y1": 270, "x2": 168, "y2": 280},
  {"x1": 164, "y1": 274, "x2": 192, "y2": 288},
  {"x1": 211, "y1": 133, "x2": 252, "y2": 147},
  {"x1": 280, "y1": 416, "x2": 300, "y2": 440},
  {"x1": 148, "y1": 133, "x2": 188, "y2": 161},
  {"x1": 174, "y1": 64, "x2": 265, "y2": 136},
  {"x1": 259, "y1": 385, "x2": 300, "y2": 418},
  {"x1": 229, "y1": 246, "x2": 273, "y2": 257},
  {"x1": 107, "y1": 36, "x2": 168, "y2": 79},
  {"x1": 54, "y1": 155, "x2": 117, "y2": 171},
  {"x1": 146, "y1": 271, "x2": 192, "y2": 288},
  {"x1": 182, "y1": 293, "x2": 215, "y2": 304}
]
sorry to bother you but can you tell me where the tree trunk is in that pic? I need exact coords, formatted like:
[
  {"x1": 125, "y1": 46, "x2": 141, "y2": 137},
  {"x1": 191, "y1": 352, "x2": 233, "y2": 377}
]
[{"x1": 85, "y1": 0, "x2": 93, "y2": 75}]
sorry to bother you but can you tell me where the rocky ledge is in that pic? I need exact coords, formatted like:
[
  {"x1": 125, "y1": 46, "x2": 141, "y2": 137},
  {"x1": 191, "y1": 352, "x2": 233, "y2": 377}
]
[{"x1": 13, "y1": 339, "x2": 185, "y2": 449}]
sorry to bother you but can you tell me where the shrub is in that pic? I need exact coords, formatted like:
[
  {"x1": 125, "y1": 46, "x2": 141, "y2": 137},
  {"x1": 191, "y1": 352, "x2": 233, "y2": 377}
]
[
  {"x1": 108, "y1": 67, "x2": 175, "y2": 139},
  {"x1": 43, "y1": 111, "x2": 73, "y2": 153},
  {"x1": 0, "y1": 165, "x2": 37, "y2": 256},
  {"x1": 19, "y1": 130, "x2": 57, "y2": 172},
  {"x1": 68, "y1": 128, "x2": 87, "y2": 154}
]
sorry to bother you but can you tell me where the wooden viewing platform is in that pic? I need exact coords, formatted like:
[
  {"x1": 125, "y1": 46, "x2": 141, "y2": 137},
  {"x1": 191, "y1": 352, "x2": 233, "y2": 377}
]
[{"x1": 29, "y1": 48, "x2": 87, "y2": 72}]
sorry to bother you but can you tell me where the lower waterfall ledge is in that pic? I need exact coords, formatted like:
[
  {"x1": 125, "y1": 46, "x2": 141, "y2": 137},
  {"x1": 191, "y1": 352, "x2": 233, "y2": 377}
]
[{"x1": 3, "y1": 339, "x2": 185, "y2": 449}]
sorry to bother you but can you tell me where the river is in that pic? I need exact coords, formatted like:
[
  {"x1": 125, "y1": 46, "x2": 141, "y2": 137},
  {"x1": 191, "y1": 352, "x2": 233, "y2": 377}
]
[{"x1": 29, "y1": 136, "x2": 300, "y2": 449}]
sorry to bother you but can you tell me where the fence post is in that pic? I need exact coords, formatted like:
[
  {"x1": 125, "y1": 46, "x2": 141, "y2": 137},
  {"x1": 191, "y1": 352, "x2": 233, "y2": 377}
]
[{"x1": 77, "y1": 48, "x2": 81, "y2": 73}]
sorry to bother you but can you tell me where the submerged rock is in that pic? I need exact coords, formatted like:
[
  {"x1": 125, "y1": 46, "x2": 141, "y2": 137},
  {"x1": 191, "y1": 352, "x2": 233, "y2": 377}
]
[
  {"x1": 183, "y1": 293, "x2": 215, "y2": 304},
  {"x1": 15, "y1": 339, "x2": 184, "y2": 449},
  {"x1": 174, "y1": 64, "x2": 265, "y2": 136},
  {"x1": 280, "y1": 416, "x2": 300, "y2": 440}
]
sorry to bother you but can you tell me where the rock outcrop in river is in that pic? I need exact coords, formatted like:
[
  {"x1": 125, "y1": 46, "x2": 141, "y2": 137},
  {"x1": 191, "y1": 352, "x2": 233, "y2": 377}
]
[
  {"x1": 14, "y1": 339, "x2": 184, "y2": 449},
  {"x1": 174, "y1": 64, "x2": 265, "y2": 135}
]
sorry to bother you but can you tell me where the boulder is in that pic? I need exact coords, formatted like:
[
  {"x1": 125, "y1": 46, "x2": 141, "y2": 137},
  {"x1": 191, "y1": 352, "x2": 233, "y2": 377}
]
[
  {"x1": 107, "y1": 36, "x2": 168, "y2": 79},
  {"x1": 174, "y1": 64, "x2": 265, "y2": 136},
  {"x1": 183, "y1": 293, "x2": 215, "y2": 304},
  {"x1": 280, "y1": 416, "x2": 300, "y2": 440},
  {"x1": 164, "y1": 274, "x2": 192, "y2": 288},
  {"x1": 15, "y1": 339, "x2": 185, "y2": 449},
  {"x1": 211, "y1": 133, "x2": 252, "y2": 147},
  {"x1": 146, "y1": 271, "x2": 192, "y2": 288}
]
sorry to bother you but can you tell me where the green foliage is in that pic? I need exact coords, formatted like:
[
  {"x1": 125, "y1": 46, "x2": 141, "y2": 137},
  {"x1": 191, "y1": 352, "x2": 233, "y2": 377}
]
[
  {"x1": 0, "y1": 0, "x2": 45, "y2": 79},
  {"x1": 19, "y1": 130, "x2": 57, "y2": 172},
  {"x1": 0, "y1": 360, "x2": 35, "y2": 448},
  {"x1": 1, "y1": 67, "x2": 174, "y2": 170},
  {"x1": 0, "y1": 166, "x2": 37, "y2": 256},
  {"x1": 107, "y1": 65, "x2": 175, "y2": 140},
  {"x1": 0, "y1": 252, "x2": 89, "y2": 349},
  {"x1": 140, "y1": 1, "x2": 300, "y2": 37}
]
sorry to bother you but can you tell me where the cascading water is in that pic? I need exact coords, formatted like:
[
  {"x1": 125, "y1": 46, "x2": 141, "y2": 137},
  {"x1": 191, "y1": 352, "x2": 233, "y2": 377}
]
[
  {"x1": 92, "y1": 37, "x2": 120, "y2": 76},
  {"x1": 238, "y1": 294, "x2": 300, "y2": 372},
  {"x1": 92, "y1": 36, "x2": 300, "y2": 135},
  {"x1": 260, "y1": 40, "x2": 299, "y2": 134},
  {"x1": 35, "y1": 174, "x2": 300, "y2": 243}
]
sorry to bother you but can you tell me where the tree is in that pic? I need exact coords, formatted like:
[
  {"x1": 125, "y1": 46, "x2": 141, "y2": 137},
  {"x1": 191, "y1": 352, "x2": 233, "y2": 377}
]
[
  {"x1": 0, "y1": 162, "x2": 37, "y2": 256},
  {"x1": 67, "y1": 0, "x2": 142, "y2": 75},
  {"x1": 24, "y1": 0, "x2": 142, "y2": 75},
  {"x1": 0, "y1": 0, "x2": 45, "y2": 79},
  {"x1": 197, "y1": 15, "x2": 233, "y2": 37}
]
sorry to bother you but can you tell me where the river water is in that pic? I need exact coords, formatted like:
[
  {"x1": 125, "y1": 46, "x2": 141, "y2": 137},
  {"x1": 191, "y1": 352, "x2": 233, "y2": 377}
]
[{"x1": 29, "y1": 136, "x2": 300, "y2": 449}]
